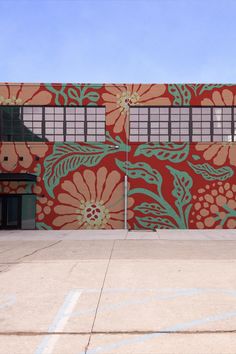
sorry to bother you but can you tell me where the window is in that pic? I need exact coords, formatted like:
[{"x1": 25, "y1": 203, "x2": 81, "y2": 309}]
[
  {"x1": 212, "y1": 107, "x2": 232, "y2": 142},
  {"x1": 44, "y1": 107, "x2": 64, "y2": 142},
  {"x1": 86, "y1": 107, "x2": 106, "y2": 142},
  {"x1": 23, "y1": 107, "x2": 43, "y2": 140},
  {"x1": 192, "y1": 107, "x2": 211, "y2": 142},
  {"x1": 129, "y1": 107, "x2": 148, "y2": 142},
  {"x1": 170, "y1": 107, "x2": 189, "y2": 142},
  {"x1": 0, "y1": 106, "x2": 106, "y2": 142},
  {"x1": 129, "y1": 106, "x2": 236, "y2": 142}
]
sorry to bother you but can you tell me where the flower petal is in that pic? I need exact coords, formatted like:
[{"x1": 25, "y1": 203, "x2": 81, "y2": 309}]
[
  {"x1": 61, "y1": 180, "x2": 85, "y2": 201},
  {"x1": 0, "y1": 143, "x2": 17, "y2": 171},
  {"x1": 222, "y1": 89, "x2": 233, "y2": 105},
  {"x1": 53, "y1": 214, "x2": 79, "y2": 227},
  {"x1": 229, "y1": 146, "x2": 236, "y2": 167},
  {"x1": 101, "y1": 170, "x2": 121, "y2": 204},
  {"x1": 83, "y1": 170, "x2": 96, "y2": 201},
  {"x1": 73, "y1": 172, "x2": 90, "y2": 201},
  {"x1": 58, "y1": 192, "x2": 81, "y2": 208},
  {"x1": 15, "y1": 143, "x2": 33, "y2": 168},
  {"x1": 212, "y1": 91, "x2": 225, "y2": 106},
  {"x1": 203, "y1": 144, "x2": 221, "y2": 161},
  {"x1": 213, "y1": 145, "x2": 229, "y2": 165},
  {"x1": 54, "y1": 205, "x2": 80, "y2": 215}
]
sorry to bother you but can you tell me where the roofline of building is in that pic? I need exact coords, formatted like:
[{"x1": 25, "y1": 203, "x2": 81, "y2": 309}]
[{"x1": 0, "y1": 82, "x2": 235, "y2": 87}]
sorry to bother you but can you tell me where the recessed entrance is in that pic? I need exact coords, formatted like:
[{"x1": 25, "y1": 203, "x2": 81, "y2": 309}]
[
  {"x1": 0, "y1": 195, "x2": 21, "y2": 229},
  {"x1": 0, "y1": 194, "x2": 36, "y2": 230}
]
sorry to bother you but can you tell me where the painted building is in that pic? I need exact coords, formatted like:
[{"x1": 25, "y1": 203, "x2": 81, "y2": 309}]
[{"x1": 0, "y1": 83, "x2": 236, "y2": 230}]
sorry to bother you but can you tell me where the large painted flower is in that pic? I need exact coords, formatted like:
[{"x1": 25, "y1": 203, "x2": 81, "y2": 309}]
[
  {"x1": 0, "y1": 142, "x2": 49, "y2": 171},
  {"x1": 201, "y1": 88, "x2": 236, "y2": 106},
  {"x1": 195, "y1": 143, "x2": 236, "y2": 166},
  {"x1": 190, "y1": 182, "x2": 236, "y2": 229},
  {"x1": 53, "y1": 167, "x2": 134, "y2": 229},
  {"x1": 197, "y1": 88, "x2": 236, "y2": 166},
  {"x1": 0, "y1": 83, "x2": 52, "y2": 105},
  {"x1": 102, "y1": 84, "x2": 171, "y2": 134}
]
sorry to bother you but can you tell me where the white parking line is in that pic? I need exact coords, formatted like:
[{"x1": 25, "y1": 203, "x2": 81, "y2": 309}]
[
  {"x1": 0, "y1": 294, "x2": 16, "y2": 310},
  {"x1": 35, "y1": 289, "x2": 82, "y2": 354}
]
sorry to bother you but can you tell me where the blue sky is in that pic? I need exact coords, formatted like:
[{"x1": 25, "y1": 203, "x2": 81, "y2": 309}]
[{"x1": 0, "y1": 0, "x2": 236, "y2": 83}]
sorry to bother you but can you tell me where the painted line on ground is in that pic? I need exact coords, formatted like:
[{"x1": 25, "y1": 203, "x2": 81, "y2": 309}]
[
  {"x1": 0, "y1": 295, "x2": 16, "y2": 310},
  {"x1": 78, "y1": 287, "x2": 236, "y2": 295},
  {"x1": 34, "y1": 289, "x2": 82, "y2": 354},
  {"x1": 81, "y1": 309, "x2": 236, "y2": 354},
  {"x1": 32, "y1": 287, "x2": 236, "y2": 353},
  {"x1": 71, "y1": 288, "x2": 236, "y2": 319},
  {"x1": 71, "y1": 288, "x2": 203, "y2": 318}
]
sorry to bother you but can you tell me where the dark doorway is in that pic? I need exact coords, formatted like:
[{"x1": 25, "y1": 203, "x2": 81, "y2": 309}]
[
  {"x1": 0, "y1": 195, "x2": 21, "y2": 229},
  {"x1": 0, "y1": 194, "x2": 36, "y2": 230}
]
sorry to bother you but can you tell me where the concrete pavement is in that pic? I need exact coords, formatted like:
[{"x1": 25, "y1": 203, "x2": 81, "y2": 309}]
[{"x1": 0, "y1": 229, "x2": 236, "y2": 353}]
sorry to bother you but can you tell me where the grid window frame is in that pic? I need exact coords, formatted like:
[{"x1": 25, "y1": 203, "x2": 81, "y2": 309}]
[
  {"x1": 170, "y1": 107, "x2": 190, "y2": 142},
  {"x1": 0, "y1": 106, "x2": 106, "y2": 142},
  {"x1": 129, "y1": 106, "x2": 236, "y2": 142},
  {"x1": 22, "y1": 106, "x2": 44, "y2": 141},
  {"x1": 191, "y1": 107, "x2": 212, "y2": 142}
]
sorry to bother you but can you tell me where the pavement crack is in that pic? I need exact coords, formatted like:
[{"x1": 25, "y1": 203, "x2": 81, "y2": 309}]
[
  {"x1": 67, "y1": 261, "x2": 79, "y2": 277},
  {"x1": 16, "y1": 240, "x2": 62, "y2": 262},
  {"x1": 0, "y1": 330, "x2": 236, "y2": 336},
  {"x1": 85, "y1": 240, "x2": 116, "y2": 353},
  {"x1": 0, "y1": 265, "x2": 11, "y2": 274}
]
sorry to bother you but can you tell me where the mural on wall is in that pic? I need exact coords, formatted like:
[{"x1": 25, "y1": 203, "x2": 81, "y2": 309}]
[{"x1": 0, "y1": 82, "x2": 236, "y2": 230}]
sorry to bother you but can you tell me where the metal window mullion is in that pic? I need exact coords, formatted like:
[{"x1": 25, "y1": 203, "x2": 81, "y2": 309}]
[
  {"x1": 63, "y1": 107, "x2": 66, "y2": 142},
  {"x1": 85, "y1": 107, "x2": 87, "y2": 142},
  {"x1": 210, "y1": 107, "x2": 214, "y2": 142},
  {"x1": 232, "y1": 107, "x2": 234, "y2": 142},
  {"x1": 19, "y1": 107, "x2": 22, "y2": 141},
  {"x1": 189, "y1": 107, "x2": 192, "y2": 142},
  {"x1": 95, "y1": 111, "x2": 97, "y2": 142},
  {"x1": 168, "y1": 107, "x2": 171, "y2": 142},
  {"x1": 148, "y1": 107, "x2": 151, "y2": 142},
  {"x1": 22, "y1": 107, "x2": 25, "y2": 141},
  {"x1": 42, "y1": 107, "x2": 45, "y2": 140}
]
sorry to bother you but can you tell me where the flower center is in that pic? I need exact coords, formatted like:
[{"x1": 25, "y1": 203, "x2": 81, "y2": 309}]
[
  {"x1": 80, "y1": 201, "x2": 110, "y2": 227},
  {"x1": 117, "y1": 91, "x2": 140, "y2": 113}
]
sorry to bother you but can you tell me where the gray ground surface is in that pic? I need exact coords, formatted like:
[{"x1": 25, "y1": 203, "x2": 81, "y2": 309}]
[{"x1": 0, "y1": 229, "x2": 236, "y2": 354}]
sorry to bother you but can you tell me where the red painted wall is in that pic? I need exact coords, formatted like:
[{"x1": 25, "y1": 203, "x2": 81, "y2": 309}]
[{"x1": 1, "y1": 83, "x2": 236, "y2": 230}]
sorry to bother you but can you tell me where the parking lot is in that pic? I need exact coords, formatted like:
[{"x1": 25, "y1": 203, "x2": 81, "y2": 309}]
[{"x1": 1, "y1": 229, "x2": 236, "y2": 354}]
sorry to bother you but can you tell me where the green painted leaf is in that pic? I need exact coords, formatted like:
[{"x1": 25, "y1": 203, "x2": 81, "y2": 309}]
[
  {"x1": 199, "y1": 84, "x2": 232, "y2": 95},
  {"x1": 187, "y1": 84, "x2": 202, "y2": 95},
  {"x1": 188, "y1": 162, "x2": 234, "y2": 181},
  {"x1": 116, "y1": 159, "x2": 162, "y2": 187},
  {"x1": 135, "y1": 142, "x2": 189, "y2": 163},
  {"x1": 192, "y1": 154, "x2": 201, "y2": 161},
  {"x1": 44, "y1": 83, "x2": 102, "y2": 105},
  {"x1": 134, "y1": 202, "x2": 168, "y2": 216},
  {"x1": 133, "y1": 223, "x2": 140, "y2": 230},
  {"x1": 136, "y1": 216, "x2": 176, "y2": 230},
  {"x1": 44, "y1": 143, "x2": 116, "y2": 197},
  {"x1": 36, "y1": 222, "x2": 52, "y2": 230},
  {"x1": 167, "y1": 84, "x2": 192, "y2": 105},
  {"x1": 167, "y1": 166, "x2": 192, "y2": 208}
]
